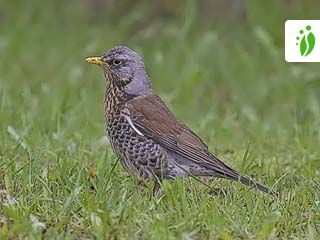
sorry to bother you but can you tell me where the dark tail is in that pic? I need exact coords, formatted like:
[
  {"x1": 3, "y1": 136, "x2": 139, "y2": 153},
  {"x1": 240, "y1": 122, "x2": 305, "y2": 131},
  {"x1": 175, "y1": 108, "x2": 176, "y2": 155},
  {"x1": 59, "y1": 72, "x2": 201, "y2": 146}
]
[{"x1": 239, "y1": 175, "x2": 278, "y2": 197}]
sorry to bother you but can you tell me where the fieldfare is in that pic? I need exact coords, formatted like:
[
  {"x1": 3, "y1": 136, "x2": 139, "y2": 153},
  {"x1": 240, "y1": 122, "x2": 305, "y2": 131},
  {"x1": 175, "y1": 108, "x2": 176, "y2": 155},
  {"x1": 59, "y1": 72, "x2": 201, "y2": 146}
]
[{"x1": 85, "y1": 46, "x2": 276, "y2": 196}]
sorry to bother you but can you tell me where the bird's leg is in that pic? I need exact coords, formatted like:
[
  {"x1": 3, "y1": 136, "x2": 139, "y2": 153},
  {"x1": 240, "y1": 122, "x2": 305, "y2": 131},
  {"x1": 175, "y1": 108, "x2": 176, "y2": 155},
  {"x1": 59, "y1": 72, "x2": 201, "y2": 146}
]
[
  {"x1": 137, "y1": 179, "x2": 147, "y2": 188},
  {"x1": 152, "y1": 182, "x2": 161, "y2": 196},
  {"x1": 135, "y1": 178, "x2": 148, "y2": 194}
]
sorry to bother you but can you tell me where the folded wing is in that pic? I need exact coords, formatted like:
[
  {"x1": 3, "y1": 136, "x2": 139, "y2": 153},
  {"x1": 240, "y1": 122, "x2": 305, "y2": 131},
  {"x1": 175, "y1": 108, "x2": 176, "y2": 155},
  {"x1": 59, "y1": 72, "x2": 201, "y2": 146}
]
[{"x1": 126, "y1": 93, "x2": 275, "y2": 195}]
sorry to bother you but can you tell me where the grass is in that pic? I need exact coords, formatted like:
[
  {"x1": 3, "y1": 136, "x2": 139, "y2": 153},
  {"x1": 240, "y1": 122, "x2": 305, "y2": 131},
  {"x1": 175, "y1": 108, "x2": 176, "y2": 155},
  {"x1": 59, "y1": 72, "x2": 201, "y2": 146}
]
[{"x1": 0, "y1": 0, "x2": 320, "y2": 239}]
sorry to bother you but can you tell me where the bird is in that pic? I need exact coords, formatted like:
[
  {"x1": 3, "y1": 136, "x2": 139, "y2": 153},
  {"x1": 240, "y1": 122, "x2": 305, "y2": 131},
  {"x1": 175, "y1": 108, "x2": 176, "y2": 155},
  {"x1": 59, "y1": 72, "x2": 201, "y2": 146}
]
[{"x1": 85, "y1": 46, "x2": 276, "y2": 196}]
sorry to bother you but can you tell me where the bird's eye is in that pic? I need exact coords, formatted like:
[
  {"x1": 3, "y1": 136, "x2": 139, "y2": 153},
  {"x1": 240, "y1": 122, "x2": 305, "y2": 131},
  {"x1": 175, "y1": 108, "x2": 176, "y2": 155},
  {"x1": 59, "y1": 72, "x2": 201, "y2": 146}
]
[{"x1": 112, "y1": 59, "x2": 121, "y2": 66}]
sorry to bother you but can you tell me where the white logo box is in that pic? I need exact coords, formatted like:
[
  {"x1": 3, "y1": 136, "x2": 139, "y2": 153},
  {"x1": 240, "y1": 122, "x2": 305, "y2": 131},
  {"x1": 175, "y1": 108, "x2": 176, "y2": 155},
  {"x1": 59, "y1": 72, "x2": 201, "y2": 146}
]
[{"x1": 285, "y1": 20, "x2": 320, "y2": 62}]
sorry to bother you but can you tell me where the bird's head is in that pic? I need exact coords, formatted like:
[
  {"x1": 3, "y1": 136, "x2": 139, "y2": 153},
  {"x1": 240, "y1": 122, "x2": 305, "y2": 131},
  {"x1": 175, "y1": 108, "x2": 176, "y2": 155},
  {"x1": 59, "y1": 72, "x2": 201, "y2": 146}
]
[{"x1": 86, "y1": 46, "x2": 152, "y2": 95}]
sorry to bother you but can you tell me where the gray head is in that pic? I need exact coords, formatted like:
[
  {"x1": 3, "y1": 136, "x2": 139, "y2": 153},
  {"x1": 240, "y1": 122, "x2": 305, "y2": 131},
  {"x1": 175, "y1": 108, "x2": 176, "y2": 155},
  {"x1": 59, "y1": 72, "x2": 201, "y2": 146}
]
[{"x1": 86, "y1": 46, "x2": 152, "y2": 95}]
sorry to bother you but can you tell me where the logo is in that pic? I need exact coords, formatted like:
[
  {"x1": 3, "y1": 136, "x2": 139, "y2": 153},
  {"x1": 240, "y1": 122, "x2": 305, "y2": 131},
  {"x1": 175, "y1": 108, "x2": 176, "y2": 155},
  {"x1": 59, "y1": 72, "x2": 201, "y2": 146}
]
[{"x1": 285, "y1": 20, "x2": 320, "y2": 62}]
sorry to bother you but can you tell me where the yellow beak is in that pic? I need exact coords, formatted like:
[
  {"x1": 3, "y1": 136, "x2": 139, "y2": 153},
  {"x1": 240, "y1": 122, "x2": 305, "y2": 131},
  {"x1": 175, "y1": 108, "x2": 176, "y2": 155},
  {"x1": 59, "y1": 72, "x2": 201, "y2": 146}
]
[{"x1": 85, "y1": 56, "x2": 108, "y2": 67}]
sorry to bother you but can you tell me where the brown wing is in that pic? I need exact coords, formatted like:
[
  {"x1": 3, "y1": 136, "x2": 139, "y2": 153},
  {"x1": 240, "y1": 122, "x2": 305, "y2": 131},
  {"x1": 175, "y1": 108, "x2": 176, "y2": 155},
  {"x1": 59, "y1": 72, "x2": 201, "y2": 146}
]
[
  {"x1": 126, "y1": 93, "x2": 275, "y2": 195},
  {"x1": 126, "y1": 93, "x2": 240, "y2": 180}
]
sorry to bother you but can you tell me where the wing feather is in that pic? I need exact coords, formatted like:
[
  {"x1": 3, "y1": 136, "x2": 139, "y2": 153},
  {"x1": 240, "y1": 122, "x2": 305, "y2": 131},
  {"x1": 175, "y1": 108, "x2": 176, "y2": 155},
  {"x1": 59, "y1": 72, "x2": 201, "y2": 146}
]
[
  {"x1": 126, "y1": 93, "x2": 239, "y2": 179},
  {"x1": 126, "y1": 93, "x2": 276, "y2": 196}
]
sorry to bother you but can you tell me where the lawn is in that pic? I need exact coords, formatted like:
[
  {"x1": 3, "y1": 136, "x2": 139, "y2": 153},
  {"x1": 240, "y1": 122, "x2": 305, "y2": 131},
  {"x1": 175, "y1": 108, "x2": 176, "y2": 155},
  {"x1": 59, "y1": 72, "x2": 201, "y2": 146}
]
[{"x1": 0, "y1": 1, "x2": 319, "y2": 239}]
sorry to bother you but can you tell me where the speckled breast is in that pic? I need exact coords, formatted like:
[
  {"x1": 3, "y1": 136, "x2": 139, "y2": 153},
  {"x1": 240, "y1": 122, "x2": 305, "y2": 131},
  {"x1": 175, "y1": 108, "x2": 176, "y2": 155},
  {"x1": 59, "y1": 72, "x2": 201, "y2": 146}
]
[{"x1": 104, "y1": 89, "x2": 168, "y2": 180}]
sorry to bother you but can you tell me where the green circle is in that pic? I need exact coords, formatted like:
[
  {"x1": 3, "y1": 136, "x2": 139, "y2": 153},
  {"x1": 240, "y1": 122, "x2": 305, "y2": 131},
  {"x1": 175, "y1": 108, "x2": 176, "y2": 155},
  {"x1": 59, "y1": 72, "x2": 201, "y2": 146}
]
[
  {"x1": 306, "y1": 25, "x2": 311, "y2": 30},
  {"x1": 300, "y1": 30, "x2": 304, "y2": 34},
  {"x1": 296, "y1": 37, "x2": 299, "y2": 40},
  {"x1": 296, "y1": 43, "x2": 298, "y2": 45}
]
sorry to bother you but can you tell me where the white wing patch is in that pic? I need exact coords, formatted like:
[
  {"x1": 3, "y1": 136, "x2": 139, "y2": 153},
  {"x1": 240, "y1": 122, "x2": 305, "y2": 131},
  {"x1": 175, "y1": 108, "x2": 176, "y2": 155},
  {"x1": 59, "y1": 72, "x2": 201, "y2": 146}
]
[{"x1": 123, "y1": 114, "x2": 144, "y2": 136}]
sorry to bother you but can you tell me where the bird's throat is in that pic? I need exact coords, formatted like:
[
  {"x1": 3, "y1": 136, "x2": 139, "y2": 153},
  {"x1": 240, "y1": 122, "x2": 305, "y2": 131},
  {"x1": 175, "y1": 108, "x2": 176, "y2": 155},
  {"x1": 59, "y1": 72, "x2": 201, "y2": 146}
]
[{"x1": 104, "y1": 81, "x2": 126, "y2": 124}]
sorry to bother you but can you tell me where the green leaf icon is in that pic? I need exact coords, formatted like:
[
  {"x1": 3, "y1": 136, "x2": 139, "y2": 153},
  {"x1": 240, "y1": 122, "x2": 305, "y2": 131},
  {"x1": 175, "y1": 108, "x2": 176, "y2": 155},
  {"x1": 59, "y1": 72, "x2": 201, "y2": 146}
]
[
  {"x1": 305, "y1": 32, "x2": 315, "y2": 56},
  {"x1": 298, "y1": 25, "x2": 316, "y2": 57},
  {"x1": 300, "y1": 35, "x2": 307, "y2": 56}
]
